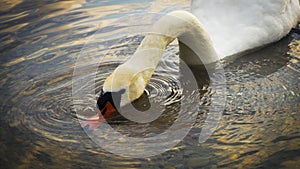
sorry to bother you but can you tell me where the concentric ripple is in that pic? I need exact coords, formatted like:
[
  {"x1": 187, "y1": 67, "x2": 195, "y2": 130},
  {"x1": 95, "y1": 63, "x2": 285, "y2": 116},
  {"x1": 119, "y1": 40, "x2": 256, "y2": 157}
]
[
  {"x1": 74, "y1": 35, "x2": 202, "y2": 139},
  {"x1": 71, "y1": 11, "x2": 226, "y2": 157},
  {"x1": 15, "y1": 76, "x2": 84, "y2": 143},
  {"x1": 1, "y1": 0, "x2": 300, "y2": 167}
]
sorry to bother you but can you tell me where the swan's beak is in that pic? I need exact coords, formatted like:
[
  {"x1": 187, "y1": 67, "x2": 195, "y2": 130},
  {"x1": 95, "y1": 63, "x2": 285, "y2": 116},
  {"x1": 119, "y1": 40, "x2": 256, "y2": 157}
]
[
  {"x1": 80, "y1": 101, "x2": 117, "y2": 130},
  {"x1": 81, "y1": 89, "x2": 123, "y2": 130}
]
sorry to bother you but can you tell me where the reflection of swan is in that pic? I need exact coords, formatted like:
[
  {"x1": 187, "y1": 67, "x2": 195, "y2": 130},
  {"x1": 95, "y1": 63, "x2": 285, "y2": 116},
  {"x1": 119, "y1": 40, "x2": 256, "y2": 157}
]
[{"x1": 82, "y1": 1, "x2": 300, "y2": 129}]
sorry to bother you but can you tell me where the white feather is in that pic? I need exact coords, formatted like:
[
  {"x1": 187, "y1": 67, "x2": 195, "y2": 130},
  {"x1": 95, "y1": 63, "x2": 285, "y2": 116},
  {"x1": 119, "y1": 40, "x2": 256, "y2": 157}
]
[{"x1": 191, "y1": 0, "x2": 300, "y2": 58}]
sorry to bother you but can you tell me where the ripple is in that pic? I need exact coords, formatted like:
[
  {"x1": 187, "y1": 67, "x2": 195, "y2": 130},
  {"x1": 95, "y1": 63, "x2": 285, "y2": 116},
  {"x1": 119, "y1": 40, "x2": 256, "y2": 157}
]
[
  {"x1": 21, "y1": 83, "x2": 84, "y2": 143},
  {"x1": 1, "y1": 0, "x2": 300, "y2": 168},
  {"x1": 82, "y1": 46, "x2": 201, "y2": 138}
]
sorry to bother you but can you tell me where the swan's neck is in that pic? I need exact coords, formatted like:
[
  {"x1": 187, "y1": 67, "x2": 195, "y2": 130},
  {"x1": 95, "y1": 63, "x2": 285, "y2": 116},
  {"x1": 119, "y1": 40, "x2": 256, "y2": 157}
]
[
  {"x1": 123, "y1": 11, "x2": 219, "y2": 72},
  {"x1": 104, "y1": 11, "x2": 219, "y2": 104}
]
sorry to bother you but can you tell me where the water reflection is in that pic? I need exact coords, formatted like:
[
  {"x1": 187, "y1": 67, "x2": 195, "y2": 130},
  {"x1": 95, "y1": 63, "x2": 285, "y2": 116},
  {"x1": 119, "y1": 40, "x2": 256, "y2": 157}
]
[{"x1": 0, "y1": 0, "x2": 299, "y2": 168}]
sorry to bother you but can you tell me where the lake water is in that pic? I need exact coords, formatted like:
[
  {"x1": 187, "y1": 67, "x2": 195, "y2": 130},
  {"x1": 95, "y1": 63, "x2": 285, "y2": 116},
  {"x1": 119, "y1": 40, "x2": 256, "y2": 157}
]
[{"x1": 1, "y1": 0, "x2": 300, "y2": 168}]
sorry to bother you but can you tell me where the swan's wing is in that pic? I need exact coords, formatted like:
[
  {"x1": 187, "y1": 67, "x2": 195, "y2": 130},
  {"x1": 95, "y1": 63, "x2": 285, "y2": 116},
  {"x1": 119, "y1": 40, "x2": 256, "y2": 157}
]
[{"x1": 191, "y1": 0, "x2": 300, "y2": 58}]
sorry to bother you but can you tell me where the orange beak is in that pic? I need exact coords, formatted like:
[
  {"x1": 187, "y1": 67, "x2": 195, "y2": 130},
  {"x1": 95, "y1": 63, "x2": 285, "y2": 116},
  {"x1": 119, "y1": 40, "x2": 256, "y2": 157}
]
[
  {"x1": 81, "y1": 101, "x2": 117, "y2": 130},
  {"x1": 81, "y1": 89, "x2": 124, "y2": 130}
]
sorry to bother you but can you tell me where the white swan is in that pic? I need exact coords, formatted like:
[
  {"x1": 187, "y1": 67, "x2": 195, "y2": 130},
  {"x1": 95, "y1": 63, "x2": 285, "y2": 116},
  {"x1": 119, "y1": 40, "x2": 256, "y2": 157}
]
[
  {"x1": 191, "y1": 0, "x2": 300, "y2": 58},
  {"x1": 82, "y1": 0, "x2": 300, "y2": 129}
]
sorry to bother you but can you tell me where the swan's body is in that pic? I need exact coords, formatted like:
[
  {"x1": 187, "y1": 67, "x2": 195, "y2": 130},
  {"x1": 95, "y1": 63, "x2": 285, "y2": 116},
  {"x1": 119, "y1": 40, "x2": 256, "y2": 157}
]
[
  {"x1": 191, "y1": 0, "x2": 300, "y2": 58},
  {"x1": 82, "y1": 0, "x2": 300, "y2": 129}
]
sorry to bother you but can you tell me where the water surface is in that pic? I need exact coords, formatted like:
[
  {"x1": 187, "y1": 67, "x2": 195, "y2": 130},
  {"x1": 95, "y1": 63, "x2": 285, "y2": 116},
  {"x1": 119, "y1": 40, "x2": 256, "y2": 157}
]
[{"x1": 1, "y1": 0, "x2": 300, "y2": 168}]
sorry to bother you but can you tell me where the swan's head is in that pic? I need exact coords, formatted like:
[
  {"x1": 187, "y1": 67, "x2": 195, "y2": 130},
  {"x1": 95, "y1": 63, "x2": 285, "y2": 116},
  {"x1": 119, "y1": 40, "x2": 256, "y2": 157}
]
[
  {"x1": 80, "y1": 66, "x2": 153, "y2": 130},
  {"x1": 98, "y1": 65, "x2": 154, "y2": 118}
]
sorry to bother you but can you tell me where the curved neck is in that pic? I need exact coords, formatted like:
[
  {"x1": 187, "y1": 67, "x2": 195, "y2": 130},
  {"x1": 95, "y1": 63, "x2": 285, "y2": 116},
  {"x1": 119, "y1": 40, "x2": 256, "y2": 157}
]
[
  {"x1": 103, "y1": 11, "x2": 220, "y2": 104},
  {"x1": 123, "y1": 11, "x2": 219, "y2": 72}
]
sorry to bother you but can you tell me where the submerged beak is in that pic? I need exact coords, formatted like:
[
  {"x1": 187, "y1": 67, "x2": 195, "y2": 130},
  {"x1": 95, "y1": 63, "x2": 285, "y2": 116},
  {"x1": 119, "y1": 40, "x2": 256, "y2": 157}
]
[
  {"x1": 81, "y1": 89, "x2": 124, "y2": 130},
  {"x1": 81, "y1": 101, "x2": 117, "y2": 130}
]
